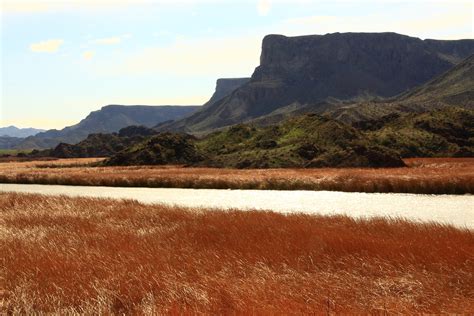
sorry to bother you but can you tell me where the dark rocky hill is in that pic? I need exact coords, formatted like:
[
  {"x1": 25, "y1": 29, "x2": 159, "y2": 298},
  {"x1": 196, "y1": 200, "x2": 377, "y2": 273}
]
[
  {"x1": 15, "y1": 105, "x2": 199, "y2": 149},
  {"x1": 163, "y1": 32, "x2": 474, "y2": 132},
  {"x1": 46, "y1": 126, "x2": 160, "y2": 158}
]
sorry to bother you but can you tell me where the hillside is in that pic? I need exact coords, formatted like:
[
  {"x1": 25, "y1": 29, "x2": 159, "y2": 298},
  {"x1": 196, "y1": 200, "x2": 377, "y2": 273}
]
[
  {"x1": 364, "y1": 107, "x2": 474, "y2": 158},
  {"x1": 161, "y1": 32, "x2": 474, "y2": 133},
  {"x1": 44, "y1": 126, "x2": 159, "y2": 158},
  {"x1": 0, "y1": 136, "x2": 24, "y2": 150},
  {"x1": 0, "y1": 126, "x2": 44, "y2": 138},
  {"x1": 15, "y1": 105, "x2": 199, "y2": 149},
  {"x1": 106, "y1": 114, "x2": 405, "y2": 168},
  {"x1": 329, "y1": 54, "x2": 474, "y2": 123}
]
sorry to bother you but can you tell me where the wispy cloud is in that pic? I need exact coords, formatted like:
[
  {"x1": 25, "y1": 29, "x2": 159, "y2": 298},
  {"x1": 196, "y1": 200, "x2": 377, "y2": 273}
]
[
  {"x1": 30, "y1": 39, "x2": 64, "y2": 53},
  {"x1": 257, "y1": 0, "x2": 272, "y2": 16},
  {"x1": 93, "y1": 37, "x2": 122, "y2": 45},
  {"x1": 83, "y1": 51, "x2": 95, "y2": 60},
  {"x1": 281, "y1": 3, "x2": 473, "y2": 40},
  {"x1": 91, "y1": 34, "x2": 131, "y2": 45},
  {"x1": 95, "y1": 35, "x2": 261, "y2": 77}
]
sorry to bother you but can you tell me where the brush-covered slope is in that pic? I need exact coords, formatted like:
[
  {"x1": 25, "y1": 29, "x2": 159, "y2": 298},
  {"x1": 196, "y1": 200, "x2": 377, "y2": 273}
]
[
  {"x1": 197, "y1": 114, "x2": 405, "y2": 168},
  {"x1": 48, "y1": 126, "x2": 159, "y2": 158},
  {"x1": 364, "y1": 107, "x2": 474, "y2": 158},
  {"x1": 163, "y1": 32, "x2": 474, "y2": 132},
  {"x1": 105, "y1": 133, "x2": 204, "y2": 166},
  {"x1": 15, "y1": 105, "x2": 199, "y2": 150},
  {"x1": 329, "y1": 54, "x2": 474, "y2": 123},
  {"x1": 109, "y1": 114, "x2": 405, "y2": 168}
]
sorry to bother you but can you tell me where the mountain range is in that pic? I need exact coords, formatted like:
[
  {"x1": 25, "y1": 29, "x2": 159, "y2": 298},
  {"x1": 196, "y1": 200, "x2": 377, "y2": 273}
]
[
  {"x1": 14, "y1": 105, "x2": 199, "y2": 149},
  {"x1": 0, "y1": 126, "x2": 45, "y2": 138}
]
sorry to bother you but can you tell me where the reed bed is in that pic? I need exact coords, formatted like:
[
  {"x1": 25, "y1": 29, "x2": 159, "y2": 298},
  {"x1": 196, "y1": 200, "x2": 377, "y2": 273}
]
[
  {"x1": 1, "y1": 192, "x2": 473, "y2": 313},
  {"x1": 1, "y1": 158, "x2": 473, "y2": 194}
]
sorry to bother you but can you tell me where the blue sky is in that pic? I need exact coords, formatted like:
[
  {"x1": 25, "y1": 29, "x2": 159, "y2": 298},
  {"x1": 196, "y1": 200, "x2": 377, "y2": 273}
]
[{"x1": 1, "y1": 0, "x2": 473, "y2": 129}]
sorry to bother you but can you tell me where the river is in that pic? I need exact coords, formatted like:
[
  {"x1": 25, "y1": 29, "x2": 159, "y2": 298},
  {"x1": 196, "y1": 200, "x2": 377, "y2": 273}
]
[{"x1": 1, "y1": 183, "x2": 473, "y2": 229}]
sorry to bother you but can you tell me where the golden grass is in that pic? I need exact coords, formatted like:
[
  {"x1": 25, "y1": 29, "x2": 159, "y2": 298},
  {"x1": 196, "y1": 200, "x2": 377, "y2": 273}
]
[
  {"x1": 1, "y1": 157, "x2": 473, "y2": 194},
  {"x1": 1, "y1": 192, "x2": 473, "y2": 313}
]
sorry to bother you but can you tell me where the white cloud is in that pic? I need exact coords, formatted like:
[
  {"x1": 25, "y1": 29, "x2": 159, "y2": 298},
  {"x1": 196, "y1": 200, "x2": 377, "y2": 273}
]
[
  {"x1": 29, "y1": 39, "x2": 64, "y2": 53},
  {"x1": 93, "y1": 37, "x2": 122, "y2": 45},
  {"x1": 83, "y1": 50, "x2": 95, "y2": 60},
  {"x1": 257, "y1": 0, "x2": 272, "y2": 16}
]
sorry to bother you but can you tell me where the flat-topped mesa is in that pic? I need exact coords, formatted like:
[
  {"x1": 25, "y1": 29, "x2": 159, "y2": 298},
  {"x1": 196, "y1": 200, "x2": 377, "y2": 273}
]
[
  {"x1": 254, "y1": 32, "x2": 474, "y2": 96},
  {"x1": 206, "y1": 78, "x2": 251, "y2": 105},
  {"x1": 159, "y1": 32, "x2": 474, "y2": 133}
]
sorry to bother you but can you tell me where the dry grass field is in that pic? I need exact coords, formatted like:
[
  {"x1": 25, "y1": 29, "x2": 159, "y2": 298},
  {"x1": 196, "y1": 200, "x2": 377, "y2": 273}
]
[
  {"x1": 1, "y1": 192, "x2": 473, "y2": 314},
  {"x1": 0, "y1": 157, "x2": 473, "y2": 194}
]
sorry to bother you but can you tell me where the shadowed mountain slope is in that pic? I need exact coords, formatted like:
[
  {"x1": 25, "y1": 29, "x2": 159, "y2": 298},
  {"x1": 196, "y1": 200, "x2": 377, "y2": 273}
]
[
  {"x1": 328, "y1": 53, "x2": 474, "y2": 123},
  {"x1": 161, "y1": 32, "x2": 474, "y2": 133}
]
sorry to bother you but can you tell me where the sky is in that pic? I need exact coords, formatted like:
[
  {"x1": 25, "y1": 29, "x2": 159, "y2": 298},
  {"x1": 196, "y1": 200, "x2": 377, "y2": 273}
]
[{"x1": 1, "y1": 0, "x2": 473, "y2": 129}]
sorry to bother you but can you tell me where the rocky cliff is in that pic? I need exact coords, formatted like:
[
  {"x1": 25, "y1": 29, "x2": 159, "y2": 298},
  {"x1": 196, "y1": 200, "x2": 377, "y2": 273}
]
[
  {"x1": 155, "y1": 78, "x2": 250, "y2": 131},
  {"x1": 205, "y1": 78, "x2": 251, "y2": 105},
  {"x1": 164, "y1": 32, "x2": 474, "y2": 132}
]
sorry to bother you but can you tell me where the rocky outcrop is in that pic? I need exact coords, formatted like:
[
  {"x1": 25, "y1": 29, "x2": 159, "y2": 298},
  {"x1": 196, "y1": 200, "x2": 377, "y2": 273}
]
[
  {"x1": 155, "y1": 78, "x2": 250, "y2": 132},
  {"x1": 206, "y1": 78, "x2": 250, "y2": 105},
  {"x1": 163, "y1": 32, "x2": 474, "y2": 133}
]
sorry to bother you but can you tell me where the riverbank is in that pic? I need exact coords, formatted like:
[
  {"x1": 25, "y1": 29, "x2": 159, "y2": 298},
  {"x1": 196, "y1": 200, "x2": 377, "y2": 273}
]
[
  {"x1": 2, "y1": 192, "x2": 473, "y2": 314},
  {"x1": 1, "y1": 157, "x2": 473, "y2": 194},
  {"x1": 2, "y1": 183, "x2": 473, "y2": 228}
]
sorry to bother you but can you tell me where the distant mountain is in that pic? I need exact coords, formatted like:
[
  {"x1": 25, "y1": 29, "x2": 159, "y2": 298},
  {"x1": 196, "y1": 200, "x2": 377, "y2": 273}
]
[
  {"x1": 162, "y1": 32, "x2": 474, "y2": 133},
  {"x1": 0, "y1": 126, "x2": 44, "y2": 138},
  {"x1": 156, "y1": 78, "x2": 250, "y2": 131},
  {"x1": 15, "y1": 105, "x2": 199, "y2": 149}
]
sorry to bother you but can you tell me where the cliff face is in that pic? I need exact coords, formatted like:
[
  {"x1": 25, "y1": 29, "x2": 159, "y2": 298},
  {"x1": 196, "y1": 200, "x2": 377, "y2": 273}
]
[
  {"x1": 166, "y1": 32, "x2": 474, "y2": 132},
  {"x1": 155, "y1": 78, "x2": 250, "y2": 132},
  {"x1": 205, "y1": 78, "x2": 250, "y2": 105}
]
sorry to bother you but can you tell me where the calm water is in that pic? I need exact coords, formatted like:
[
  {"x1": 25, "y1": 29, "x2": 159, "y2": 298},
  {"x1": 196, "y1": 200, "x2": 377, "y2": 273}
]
[{"x1": 1, "y1": 183, "x2": 473, "y2": 229}]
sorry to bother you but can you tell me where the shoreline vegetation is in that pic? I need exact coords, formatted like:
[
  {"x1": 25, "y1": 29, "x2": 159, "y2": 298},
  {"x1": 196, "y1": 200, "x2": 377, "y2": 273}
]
[
  {"x1": 2, "y1": 192, "x2": 473, "y2": 313},
  {"x1": 0, "y1": 157, "x2": 473, "y2": 195}
]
